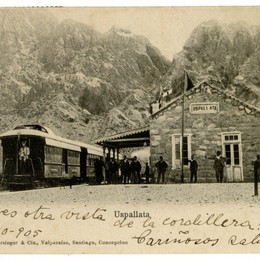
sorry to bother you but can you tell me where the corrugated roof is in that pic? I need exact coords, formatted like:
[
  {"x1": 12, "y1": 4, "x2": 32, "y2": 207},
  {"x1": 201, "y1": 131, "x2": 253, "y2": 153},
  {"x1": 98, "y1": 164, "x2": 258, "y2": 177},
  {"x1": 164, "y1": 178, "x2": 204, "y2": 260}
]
[{"x1": 94, "y1": 126, "x2": 150, "y2": 144}]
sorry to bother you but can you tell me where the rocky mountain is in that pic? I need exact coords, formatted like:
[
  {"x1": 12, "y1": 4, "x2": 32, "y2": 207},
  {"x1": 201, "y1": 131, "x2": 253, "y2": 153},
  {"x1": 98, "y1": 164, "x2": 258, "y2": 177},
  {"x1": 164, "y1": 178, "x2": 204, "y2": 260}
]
[
  {"x1": 0, "y1": 11, "x2": 259, "y2": 145},
  {"x1": 159, "y1": 20, "x2": 260, "y2": 107},
  {"x1": 0, "y1": 9, "x2": 57, "y2": 111},
  {"x1": 0, "y1": 9, "x2": 170, "y2": 142}
]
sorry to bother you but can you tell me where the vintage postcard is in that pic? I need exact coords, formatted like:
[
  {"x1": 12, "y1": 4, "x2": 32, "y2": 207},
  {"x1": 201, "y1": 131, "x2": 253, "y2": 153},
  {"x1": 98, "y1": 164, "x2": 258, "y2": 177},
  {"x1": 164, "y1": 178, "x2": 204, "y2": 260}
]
[{"x1": 0, "y1": 6, "x2": 259, "y2": 254}]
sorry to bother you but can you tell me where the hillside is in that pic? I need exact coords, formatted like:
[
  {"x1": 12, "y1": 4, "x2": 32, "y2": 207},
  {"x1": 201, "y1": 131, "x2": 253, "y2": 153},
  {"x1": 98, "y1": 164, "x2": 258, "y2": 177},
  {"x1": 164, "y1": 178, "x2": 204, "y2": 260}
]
[
  {"x1": 0, "y1": 9, "x2": 170, "y2": 142},
  {"x1": 0, "y1": 12, "x2": 259, "y2": 144},
  {"x1": 158, "y1": 20, "x2": 260, "y2": 107}
]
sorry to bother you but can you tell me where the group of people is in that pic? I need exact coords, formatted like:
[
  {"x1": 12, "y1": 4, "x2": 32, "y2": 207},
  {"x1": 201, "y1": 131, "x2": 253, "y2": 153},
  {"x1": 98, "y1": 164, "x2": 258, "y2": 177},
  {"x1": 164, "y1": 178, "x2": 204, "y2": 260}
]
[
  {"x1": 93, "y1": 152, "x2": 226, "y2": 185},
  {"x1": 119, "y1": 156, "x2": 142, "y2": 184},
  {"x1": 94, "y1": 156, "x2": 149, "y2": 184},
  {"x1": 188, "y1": 151, "x2": 226, "y2": 183},
  {"x1": 119, "y1": 155, "x2": 169, "y2": 184},
  {"x1": 94, "y1": 156, "x2": 143, "y2": 185},
  {"x1": 94, "y1": 155, "x2": 169, "y2": 185}
]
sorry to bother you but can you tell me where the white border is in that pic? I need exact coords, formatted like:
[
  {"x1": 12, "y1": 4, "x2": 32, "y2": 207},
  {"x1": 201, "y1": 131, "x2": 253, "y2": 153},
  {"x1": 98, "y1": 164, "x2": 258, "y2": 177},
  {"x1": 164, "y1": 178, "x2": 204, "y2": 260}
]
[
  {"x1": 1, "y1": 0, "x2": 260, "y2": 7},
  {"x1": 0, "y1": 1, "x2": 259, "y2": 260}
]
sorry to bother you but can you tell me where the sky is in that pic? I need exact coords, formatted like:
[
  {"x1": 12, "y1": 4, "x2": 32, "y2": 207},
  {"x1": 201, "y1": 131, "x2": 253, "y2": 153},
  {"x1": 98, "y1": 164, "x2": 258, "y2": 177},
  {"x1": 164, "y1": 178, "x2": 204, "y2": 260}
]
[
  {"x1": 47, "y1": 6, "x2": 260, "y2": 60},
  {"x1": 1, "y1": 2, "x2": 260, "y2": 60}
]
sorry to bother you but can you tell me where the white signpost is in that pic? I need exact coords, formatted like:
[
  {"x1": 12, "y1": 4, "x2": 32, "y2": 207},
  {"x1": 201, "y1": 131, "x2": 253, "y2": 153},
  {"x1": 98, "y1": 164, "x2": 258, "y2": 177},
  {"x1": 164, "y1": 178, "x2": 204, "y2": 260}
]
[{"x1": 189, "y1": 102, "x2": 219, "y2": 114}]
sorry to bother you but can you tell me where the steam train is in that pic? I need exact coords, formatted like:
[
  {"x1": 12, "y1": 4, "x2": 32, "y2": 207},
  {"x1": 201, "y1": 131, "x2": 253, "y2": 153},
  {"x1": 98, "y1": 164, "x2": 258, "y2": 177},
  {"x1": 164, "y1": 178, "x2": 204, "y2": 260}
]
[{"x1": 0, "y1": 124, "x2": 107, "y2": 189}]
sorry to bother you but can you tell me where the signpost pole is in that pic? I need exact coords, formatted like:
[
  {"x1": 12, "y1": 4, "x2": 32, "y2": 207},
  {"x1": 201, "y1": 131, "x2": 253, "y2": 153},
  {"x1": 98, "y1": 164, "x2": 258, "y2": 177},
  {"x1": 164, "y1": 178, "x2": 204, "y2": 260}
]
[
  {"x1": 254, "y1": 159, "x2": 259, "y2": 196},
  {"x1": 254, "y1": 176, "x2": 258, "y2": 196}
]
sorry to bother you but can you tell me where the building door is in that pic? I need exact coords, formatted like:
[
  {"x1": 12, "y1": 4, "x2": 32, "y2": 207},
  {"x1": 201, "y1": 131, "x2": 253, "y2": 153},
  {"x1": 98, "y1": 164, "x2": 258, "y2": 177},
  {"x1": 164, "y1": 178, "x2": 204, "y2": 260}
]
[{"x1": 222, "y1": 132, "x2": 243, "y2": 182}]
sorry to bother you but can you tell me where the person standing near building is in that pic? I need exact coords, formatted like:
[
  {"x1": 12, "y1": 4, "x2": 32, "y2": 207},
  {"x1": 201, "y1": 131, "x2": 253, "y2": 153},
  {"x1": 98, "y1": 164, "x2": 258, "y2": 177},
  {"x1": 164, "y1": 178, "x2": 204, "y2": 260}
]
[
  {"x1": 120, "y1": 155, "x2": 130, "y2": 184},
  {"x1": 214, "y1": 151, "x2": 226, "y2": 183},
  {"x1": 155, "y1": 156, "x2": 168, "y2": 184},
  {"x1": 94, "y1": 158, "x2": 104, "y2": 185},
  {"x1": 254, "y1": 155, "x2": 260, "y2": 196},
  {"x1": 144, "y1": 162, "x2": 150, "y2": 184},
  {"x1": 131, "y1": 156, "x2": 142, "y2": 184},
  {"x1": 188, "y1": 155, "x2": 198, "y2": 183},
  {"x1": 109, "y1": 158, "x2": 118, "y2": 184},
  {"x1": 105, "y1": 157, "x2": 111, "y2": 184}
]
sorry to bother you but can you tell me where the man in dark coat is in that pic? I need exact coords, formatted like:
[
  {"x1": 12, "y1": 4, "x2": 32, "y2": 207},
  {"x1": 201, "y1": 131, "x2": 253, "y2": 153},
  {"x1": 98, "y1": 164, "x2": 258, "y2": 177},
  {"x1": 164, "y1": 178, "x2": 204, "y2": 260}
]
[
  {"x1": 188, "y1": 154, "x2": 198, "y2": 183},
  {"x1": 120, "y1": 155, "x2": 130, "y2": 184},
  {"x1": 94, "y1": 158, "x2": 104, "y2": 185},
  {"x1": 131, "y1": 156, "x2": 142, "y2": 184},
  {"x1": 214, "y1": 151, "x2": 226, "y2": 183},
  {"x1": 155, "y1": 156, "x2": 168, "y2": 184},
  {"x1": 109, "y1": 158, "x2": 118, "y2": 184}
]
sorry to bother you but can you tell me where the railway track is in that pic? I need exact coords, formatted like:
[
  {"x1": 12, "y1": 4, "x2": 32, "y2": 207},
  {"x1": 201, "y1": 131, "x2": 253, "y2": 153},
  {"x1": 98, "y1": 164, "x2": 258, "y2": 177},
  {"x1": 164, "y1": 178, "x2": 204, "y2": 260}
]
[{"x1": 0, "y1": 177, "x2": 88, "y2": 192}]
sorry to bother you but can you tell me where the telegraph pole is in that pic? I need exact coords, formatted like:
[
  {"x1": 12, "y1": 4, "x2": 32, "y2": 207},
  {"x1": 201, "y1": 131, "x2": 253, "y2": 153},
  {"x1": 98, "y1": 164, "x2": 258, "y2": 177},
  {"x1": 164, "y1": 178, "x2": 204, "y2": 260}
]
[{"x1": 181, "y1": 71, "x2": 187, "y2": 183}]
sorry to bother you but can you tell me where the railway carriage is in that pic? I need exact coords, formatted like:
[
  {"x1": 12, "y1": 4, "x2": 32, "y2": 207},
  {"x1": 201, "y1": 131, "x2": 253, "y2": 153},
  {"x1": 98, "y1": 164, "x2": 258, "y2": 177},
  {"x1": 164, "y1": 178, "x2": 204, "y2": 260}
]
[{"x1": 0, "y1": 124, "x2": 104, "y2": 188}]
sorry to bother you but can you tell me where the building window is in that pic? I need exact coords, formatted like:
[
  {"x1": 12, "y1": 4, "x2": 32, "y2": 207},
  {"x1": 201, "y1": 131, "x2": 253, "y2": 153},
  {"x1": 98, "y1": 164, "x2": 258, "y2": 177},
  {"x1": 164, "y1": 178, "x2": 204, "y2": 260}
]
[
  {"x1": 234, "y1": 144, "x2": 240, "y2": 165},
  {"x1": 225, "y1": 134, "x2": 239, "y2": 141},
  {"x1": 172, "y1": 134, "x2": 192, "y2": 169},
  {"x1": 225, "y1": 144, "x2": 231, "y2": 165},
  {"x1": 222, "y1": 132, "x2": 242, "y2": 166}
]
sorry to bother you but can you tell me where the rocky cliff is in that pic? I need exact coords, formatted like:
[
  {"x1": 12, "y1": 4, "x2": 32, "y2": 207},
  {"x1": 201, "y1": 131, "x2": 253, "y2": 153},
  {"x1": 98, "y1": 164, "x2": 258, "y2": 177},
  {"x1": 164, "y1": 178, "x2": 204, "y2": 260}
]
[
  {"x1": 0, "y1": 9, "x2": 170, "y2": 142},
  {"x1": 159, "y1": 20, "x2": 260, "y2": 107},
  {"x1": 0, "y1": 11, "x2": 259, "y2": 144}
]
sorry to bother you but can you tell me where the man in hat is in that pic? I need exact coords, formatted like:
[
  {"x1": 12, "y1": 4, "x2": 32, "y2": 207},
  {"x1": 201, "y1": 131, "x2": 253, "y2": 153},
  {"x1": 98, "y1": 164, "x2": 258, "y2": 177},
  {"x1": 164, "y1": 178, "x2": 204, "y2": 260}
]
[
  {"x1": 214, "y1": 151, "x2": 226, "y2": 183},
  {"x1": 188, "y1": 154, "x2": 198, "y2": 183},
  {"x1": 155, "y1": 156, "x2": 168, "y2": 184}
]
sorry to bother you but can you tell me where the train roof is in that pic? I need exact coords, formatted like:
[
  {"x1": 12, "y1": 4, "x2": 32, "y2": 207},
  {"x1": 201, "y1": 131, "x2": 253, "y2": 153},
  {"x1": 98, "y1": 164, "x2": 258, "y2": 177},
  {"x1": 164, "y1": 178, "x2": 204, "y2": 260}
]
[
  {"x1": 0, "y1": 124, "x2": 103, "y2": 156},
  {"x1": 14, "y1": 124, "x2": 55, "y2": 135}
]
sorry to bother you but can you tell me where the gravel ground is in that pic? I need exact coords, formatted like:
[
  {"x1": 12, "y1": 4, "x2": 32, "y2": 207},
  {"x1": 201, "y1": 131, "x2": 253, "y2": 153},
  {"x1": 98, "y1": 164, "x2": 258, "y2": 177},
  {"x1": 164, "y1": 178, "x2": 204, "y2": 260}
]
[
  {"x1": 0, "y1": 183, "x2": 259, "y2": 207},
  {"x1": 1, "y1": 183, "x2": 260, "y2": 254}
]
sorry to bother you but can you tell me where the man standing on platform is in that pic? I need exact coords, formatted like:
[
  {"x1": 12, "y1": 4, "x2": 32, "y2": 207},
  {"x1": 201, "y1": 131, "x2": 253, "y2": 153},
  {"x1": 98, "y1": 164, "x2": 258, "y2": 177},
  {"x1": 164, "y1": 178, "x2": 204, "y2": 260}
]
[
  {"x1": 214, "y1": 151, "x2": 226, "y2": 183},
  {"x1": 109, "y1": 158, "x2": 118, "y2": 184},
  {"x1": 131, "y1": 156, "x2": 142, "y2": 184},
  {"x1": 155, "y1": 156, "x2": 168, "y2": 184},
  {"x1": 188, "y1": 154, "x2": 198, "y2": 183},
  {"x1": 120, "y1": 155, "x2": 130, "y2": 184}
]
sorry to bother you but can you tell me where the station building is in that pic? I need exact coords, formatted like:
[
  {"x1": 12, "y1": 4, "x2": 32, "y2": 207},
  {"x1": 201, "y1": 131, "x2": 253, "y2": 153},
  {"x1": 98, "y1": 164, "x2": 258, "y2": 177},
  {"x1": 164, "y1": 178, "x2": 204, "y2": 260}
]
[{"x1": 149, "y1": 81, "x2": 260, "y2": 183}]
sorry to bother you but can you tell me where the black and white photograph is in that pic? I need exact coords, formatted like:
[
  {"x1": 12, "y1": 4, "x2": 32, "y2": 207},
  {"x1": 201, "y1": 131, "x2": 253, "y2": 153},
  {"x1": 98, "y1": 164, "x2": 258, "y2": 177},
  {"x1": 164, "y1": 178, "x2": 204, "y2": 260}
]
[{"x1": 0, "y1": 4, "x2": 259, "y2": 254}]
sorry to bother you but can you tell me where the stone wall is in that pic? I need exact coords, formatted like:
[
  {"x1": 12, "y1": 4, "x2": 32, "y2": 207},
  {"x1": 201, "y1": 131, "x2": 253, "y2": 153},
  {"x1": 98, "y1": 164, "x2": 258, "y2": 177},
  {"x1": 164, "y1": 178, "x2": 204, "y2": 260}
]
[{"x1": 150, "y1": 86, "x2": 260, "y2": 183}]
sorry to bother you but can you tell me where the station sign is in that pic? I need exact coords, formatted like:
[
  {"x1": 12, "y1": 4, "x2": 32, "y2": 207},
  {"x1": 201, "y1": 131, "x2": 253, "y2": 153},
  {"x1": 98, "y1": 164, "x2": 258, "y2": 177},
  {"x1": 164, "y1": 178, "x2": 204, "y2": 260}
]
[{"x1": 189, "y1": 102, "x2": 219, "y2": 114}]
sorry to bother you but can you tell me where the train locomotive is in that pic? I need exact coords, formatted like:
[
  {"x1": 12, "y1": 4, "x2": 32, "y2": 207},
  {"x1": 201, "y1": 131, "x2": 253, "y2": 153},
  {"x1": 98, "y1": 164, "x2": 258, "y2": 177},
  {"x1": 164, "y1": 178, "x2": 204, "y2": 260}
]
[{"x1": 0, "y1": 124, "x2": 105, "y2": 189}]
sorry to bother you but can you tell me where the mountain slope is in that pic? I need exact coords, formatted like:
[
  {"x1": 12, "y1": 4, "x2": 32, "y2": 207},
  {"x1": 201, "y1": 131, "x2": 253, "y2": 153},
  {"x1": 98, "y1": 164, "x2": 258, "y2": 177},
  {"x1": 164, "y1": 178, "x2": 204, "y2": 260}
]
[
  {"x1": 158, "y1": 20, "x2": 260, "y2": 107},
  {"x1": 0, "y1": 10, "x2": 171, "y2": 141}
]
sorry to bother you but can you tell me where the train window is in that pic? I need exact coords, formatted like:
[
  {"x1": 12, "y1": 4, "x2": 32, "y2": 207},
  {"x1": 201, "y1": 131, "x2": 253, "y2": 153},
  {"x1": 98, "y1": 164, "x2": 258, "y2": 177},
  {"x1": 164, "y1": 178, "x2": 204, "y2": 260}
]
[
  {"x1": 87, "y1": 154, "x2": 99, "y2": 167},
  {"x1": 68, "y1": 150, "x2": 80, "y2": 166},
  {"x1": 45, "y1": 146, "x2": 62, "y2": 163}
]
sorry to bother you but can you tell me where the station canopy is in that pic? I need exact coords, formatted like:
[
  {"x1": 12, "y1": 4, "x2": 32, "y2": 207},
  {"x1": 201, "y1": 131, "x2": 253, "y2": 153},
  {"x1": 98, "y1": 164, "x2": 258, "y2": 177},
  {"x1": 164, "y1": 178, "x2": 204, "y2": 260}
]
[{"x1": 94, "y1": 126, "x2": 150, "y2": 149}]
